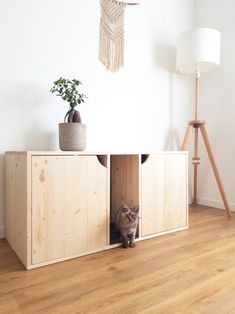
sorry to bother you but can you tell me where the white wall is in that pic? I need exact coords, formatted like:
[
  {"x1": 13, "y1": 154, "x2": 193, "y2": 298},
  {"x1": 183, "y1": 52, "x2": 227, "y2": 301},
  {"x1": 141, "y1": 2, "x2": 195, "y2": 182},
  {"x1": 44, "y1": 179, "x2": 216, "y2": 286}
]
[
  {"x1": 0, "y1": 0, "x2": 195, "y2": 238},
  {"x1": 195, "y1": 0, "x2": 235, "y2": 210}
]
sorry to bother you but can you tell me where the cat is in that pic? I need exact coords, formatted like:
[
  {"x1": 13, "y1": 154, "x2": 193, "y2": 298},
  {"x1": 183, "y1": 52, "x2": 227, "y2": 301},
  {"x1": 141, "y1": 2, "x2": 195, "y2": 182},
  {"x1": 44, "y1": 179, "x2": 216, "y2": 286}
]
[{"x1": 115, "y1": 204, "x2": 139, "y2": 248}]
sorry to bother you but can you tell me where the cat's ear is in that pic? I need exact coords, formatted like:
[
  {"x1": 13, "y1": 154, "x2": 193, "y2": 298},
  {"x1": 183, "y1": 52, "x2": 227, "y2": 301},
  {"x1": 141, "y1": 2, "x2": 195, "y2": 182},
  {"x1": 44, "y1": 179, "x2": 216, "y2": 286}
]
[
  {"x1": 122, "y1": 203, "x2": 130, "y2": 213},
  {"x1": 133, "y1": 205, "x2": 139, "y2": 213}
]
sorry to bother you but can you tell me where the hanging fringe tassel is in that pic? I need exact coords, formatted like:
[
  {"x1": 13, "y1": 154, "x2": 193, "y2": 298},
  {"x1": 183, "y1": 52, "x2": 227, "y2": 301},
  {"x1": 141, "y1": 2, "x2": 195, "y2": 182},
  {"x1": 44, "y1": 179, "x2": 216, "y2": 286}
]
[{"x1": 99, "y1": 0, "x2": 126, "y2": 72}]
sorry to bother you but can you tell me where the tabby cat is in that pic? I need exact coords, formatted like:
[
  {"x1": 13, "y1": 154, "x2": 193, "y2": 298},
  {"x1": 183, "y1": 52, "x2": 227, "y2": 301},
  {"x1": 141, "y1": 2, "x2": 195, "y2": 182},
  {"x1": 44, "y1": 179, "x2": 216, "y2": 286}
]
[{"x1": 115, "y1": 204, "x2": 139, "y2": 248}]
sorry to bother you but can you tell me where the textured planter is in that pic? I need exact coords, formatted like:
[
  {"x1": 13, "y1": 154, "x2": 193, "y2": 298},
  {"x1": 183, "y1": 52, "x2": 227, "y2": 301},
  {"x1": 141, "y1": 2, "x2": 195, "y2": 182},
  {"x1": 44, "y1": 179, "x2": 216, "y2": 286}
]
[{"x1": 59, "y1": 123, "x2": 87, "y2": 151}]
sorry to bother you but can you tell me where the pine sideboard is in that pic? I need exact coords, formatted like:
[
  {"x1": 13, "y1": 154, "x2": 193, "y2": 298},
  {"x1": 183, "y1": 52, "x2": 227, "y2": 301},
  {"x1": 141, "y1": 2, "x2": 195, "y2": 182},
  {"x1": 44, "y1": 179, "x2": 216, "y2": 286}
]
[{"x1": 5, "y1": 151, "x2": 188, "y2": 269}]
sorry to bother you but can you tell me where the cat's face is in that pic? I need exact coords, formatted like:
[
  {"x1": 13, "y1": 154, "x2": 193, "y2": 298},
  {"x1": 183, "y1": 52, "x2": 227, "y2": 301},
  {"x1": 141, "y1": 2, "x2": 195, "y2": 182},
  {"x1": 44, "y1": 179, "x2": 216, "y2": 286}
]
[{"x1": 122, "y1": 204, "x2": 139, "y2": 220}]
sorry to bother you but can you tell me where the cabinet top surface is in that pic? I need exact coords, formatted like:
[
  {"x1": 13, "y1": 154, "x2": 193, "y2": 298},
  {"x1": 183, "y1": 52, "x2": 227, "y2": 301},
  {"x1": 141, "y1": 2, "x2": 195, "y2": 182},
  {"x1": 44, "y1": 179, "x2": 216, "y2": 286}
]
[{"x1": 5, "y1": 151, "x2": 188, "y2": 156}]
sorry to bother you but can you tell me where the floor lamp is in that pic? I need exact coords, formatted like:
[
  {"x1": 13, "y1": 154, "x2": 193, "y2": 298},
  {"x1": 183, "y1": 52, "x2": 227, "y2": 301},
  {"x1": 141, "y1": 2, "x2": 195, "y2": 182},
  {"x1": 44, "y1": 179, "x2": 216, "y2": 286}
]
[{"x1": 176, "y1": 28, "x2": 231, "y2": 218}]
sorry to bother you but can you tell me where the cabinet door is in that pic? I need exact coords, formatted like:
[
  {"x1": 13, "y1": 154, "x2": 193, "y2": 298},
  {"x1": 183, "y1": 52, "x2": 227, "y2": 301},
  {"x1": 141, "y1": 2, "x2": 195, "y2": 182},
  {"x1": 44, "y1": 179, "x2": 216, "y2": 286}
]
[
  {"x1": 141, "y1": 153, "x2": 188, "y2": 237},
  {"x1": 31, "y1": 155, "x2": 108, "y2": 265}
]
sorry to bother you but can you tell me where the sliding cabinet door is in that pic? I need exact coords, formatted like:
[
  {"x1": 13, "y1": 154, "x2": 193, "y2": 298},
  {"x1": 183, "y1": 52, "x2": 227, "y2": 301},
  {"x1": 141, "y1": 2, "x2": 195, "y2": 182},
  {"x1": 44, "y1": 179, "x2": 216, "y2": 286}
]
[
  {"x1": 31, "y1": 155, "x2": 108, "y2": 264},
  {"x1": 141, "y1": 153, "x2": 187, "y2": 237}
]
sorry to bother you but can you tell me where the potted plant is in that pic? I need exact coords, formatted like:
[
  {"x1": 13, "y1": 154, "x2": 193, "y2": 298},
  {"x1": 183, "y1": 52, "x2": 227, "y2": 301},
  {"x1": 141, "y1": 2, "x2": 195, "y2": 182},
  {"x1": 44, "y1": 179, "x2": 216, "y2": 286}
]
[{"x1": 50, "y1": 77, "x2": 87, "y2": 151}]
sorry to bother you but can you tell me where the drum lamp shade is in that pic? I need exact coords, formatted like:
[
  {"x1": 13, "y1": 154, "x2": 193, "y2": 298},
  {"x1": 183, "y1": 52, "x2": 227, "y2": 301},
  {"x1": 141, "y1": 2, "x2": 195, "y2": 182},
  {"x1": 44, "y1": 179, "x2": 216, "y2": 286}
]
[{"x1": 176, "y1": 28, "x2": 221, "y2": 74}]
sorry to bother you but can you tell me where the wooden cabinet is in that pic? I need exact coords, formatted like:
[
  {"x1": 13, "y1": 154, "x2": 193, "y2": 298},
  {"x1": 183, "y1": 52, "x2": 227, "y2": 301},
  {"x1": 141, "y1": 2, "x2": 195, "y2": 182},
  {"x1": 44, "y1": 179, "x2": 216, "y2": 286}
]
[{"x1": 5, "y1": 151, "x2": 188, "y2": 269}]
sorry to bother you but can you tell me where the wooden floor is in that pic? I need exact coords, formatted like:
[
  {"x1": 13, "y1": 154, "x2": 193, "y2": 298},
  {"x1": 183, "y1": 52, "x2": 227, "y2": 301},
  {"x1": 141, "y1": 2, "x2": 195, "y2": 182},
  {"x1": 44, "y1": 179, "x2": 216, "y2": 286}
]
[{"x1": 1, "y1": 205, "x2": 235, "y2": 314}]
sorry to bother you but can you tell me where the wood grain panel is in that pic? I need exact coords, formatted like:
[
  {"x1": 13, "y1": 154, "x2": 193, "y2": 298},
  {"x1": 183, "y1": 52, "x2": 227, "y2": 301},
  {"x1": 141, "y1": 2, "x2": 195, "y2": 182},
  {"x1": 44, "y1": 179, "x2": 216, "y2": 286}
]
[
  {"x1": 5, "y1": 153, "x2": 29, "y2": 267},
  {"x1": 163, "y1": 154, "x2": 188, "y2": 231},
  {"x1": 31, "y1": 156, "x2": 108, "y2": 264},
  {"x1": 111, "y1": 155, "x2": 139, "y2": 222},
  {"x1": 141, "y1": 154, "x2": 165, "y2": 236},
  {"x1": 141, "y1": 153, "x2": 188, "y2": 237}
]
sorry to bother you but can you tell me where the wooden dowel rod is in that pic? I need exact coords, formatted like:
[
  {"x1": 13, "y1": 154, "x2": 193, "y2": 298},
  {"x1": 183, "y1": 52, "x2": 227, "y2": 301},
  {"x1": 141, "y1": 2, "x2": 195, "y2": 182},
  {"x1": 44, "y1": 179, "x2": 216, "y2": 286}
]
[
  {"x1": 181, "y1": 124, "x2": 193, "y2": 151},
  {"x1": 115, "y1": 1, "x2": 139, "y2": 5},
  {"x1": 193, "y1": 127, "x2": 199, "y2": 204}
]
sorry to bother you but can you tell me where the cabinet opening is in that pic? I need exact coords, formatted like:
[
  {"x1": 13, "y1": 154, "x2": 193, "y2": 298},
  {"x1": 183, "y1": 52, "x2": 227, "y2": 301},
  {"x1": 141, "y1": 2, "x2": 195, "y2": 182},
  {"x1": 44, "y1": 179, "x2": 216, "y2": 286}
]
[
  {"x1": 110, "y1": 155, "x2": 139, "y2": 245},
  {"x1": 141, "y1": 154, "x2": 149, "y2": 164},
  {"x1": 96, "y1": 155, "x2": 108, "y2": 167}
]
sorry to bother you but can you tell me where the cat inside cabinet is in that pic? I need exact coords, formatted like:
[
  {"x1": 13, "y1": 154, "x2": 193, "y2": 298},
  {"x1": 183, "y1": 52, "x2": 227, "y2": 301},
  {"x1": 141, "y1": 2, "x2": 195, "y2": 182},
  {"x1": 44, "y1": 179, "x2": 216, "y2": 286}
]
[{"x1": 110, "y1": 154, "x2": 141, "y2": 245}]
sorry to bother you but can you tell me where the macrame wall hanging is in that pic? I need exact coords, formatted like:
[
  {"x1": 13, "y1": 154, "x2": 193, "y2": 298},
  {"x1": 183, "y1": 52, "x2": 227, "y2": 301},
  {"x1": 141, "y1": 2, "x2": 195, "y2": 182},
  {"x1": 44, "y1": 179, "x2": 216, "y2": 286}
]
[{"x1": 99, "y1": 0, "x2": 139, "y2": 72}]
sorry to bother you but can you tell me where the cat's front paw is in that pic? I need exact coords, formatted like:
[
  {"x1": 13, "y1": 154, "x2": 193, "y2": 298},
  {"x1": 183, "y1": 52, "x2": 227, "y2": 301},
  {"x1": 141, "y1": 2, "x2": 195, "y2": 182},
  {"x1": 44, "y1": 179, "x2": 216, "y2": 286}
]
[{"x1": 130, "y1": 243, "x2": 135, "y2": 248}]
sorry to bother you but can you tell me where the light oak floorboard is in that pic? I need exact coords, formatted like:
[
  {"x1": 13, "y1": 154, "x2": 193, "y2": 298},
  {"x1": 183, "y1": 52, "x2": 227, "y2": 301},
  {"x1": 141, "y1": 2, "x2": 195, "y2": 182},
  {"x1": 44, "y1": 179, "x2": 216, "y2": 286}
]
[{"x1": 1, "y1": 205, "x2": 235, "y2": 313}]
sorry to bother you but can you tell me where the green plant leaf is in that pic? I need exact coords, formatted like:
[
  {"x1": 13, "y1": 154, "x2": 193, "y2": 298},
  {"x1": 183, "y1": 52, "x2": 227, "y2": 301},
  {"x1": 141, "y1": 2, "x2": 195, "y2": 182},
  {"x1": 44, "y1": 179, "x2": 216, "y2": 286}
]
[{"x1": 50, "y1": 76, "x2": 87, "y2": 121}]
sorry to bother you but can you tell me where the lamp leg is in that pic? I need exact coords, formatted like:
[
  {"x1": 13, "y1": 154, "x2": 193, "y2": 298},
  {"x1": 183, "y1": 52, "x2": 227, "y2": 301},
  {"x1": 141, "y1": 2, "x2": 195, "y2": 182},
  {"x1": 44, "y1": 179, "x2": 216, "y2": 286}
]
[
  {"x1": 181, "y1": 123, "x2": 200, "y2": 205},
  {"x1": 193, "y1": 126, "x2": 199, "y2": 204},
  {"x1": 181, "y1": 124, "x2": 193, "y2": 150},
  {"x1": 200, "y1": 123, "x2": 231, "y2": 218}
]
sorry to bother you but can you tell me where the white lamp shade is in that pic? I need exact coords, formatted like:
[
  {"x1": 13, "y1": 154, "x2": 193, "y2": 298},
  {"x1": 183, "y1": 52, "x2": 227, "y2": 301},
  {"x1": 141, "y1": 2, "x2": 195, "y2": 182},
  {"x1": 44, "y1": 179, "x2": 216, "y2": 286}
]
[{"x1": 177, "y1": 28, "x2": 221, "y2": 74}]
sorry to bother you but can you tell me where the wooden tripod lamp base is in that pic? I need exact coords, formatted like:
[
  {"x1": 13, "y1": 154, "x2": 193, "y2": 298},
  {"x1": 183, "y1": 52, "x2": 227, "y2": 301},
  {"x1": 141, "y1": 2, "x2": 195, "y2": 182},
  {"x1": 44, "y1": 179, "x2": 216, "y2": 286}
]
[
  {"x1": 181, "y1": 120, "x2": 231, "y2": 218},
  {"x1": 177, "y1": 28, "x2": 231, "y2": 218}
]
